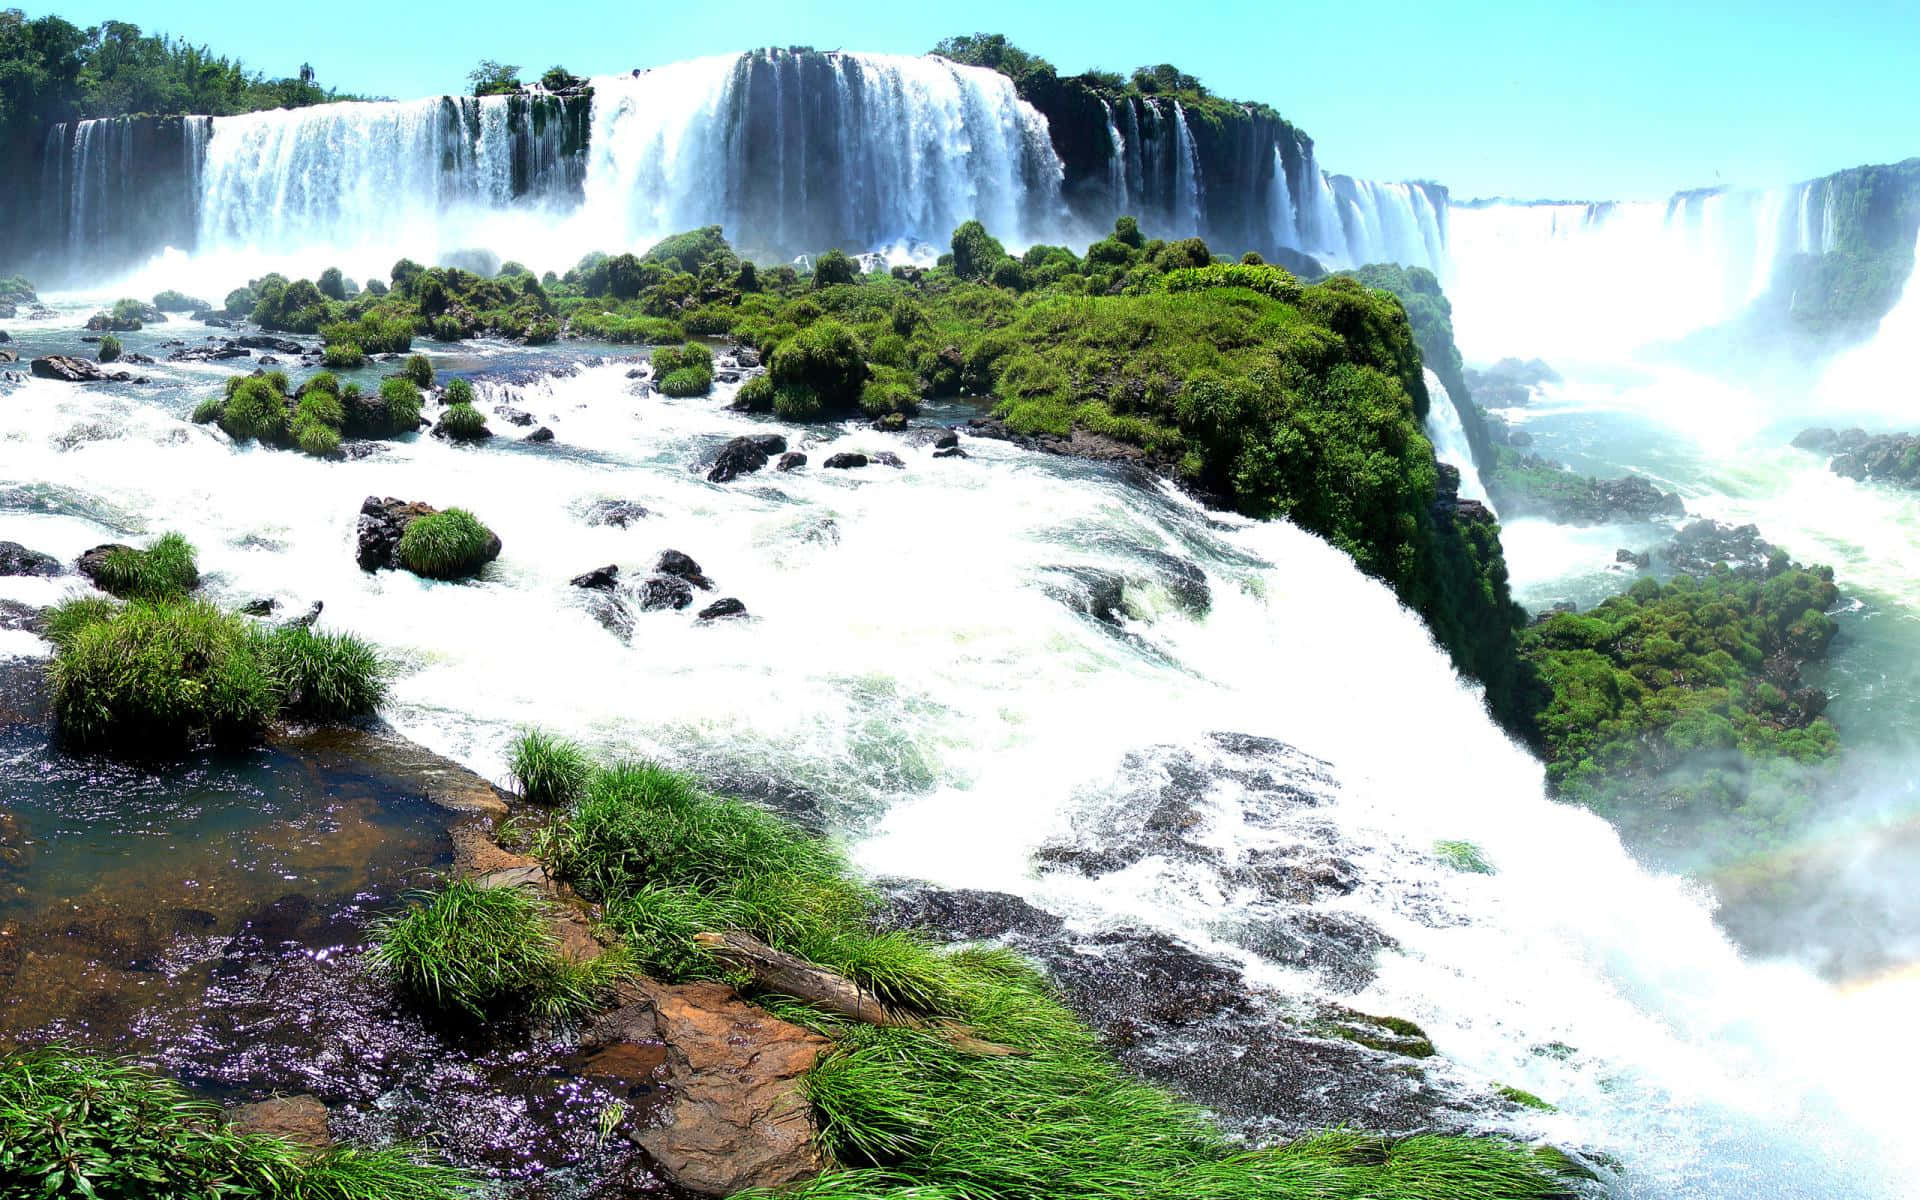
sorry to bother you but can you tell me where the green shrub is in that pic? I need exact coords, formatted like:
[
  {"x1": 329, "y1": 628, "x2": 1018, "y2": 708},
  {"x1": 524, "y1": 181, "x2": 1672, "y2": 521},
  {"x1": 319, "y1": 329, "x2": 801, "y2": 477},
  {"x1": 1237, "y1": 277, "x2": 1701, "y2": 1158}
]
[
  {"x1": 379, "y1": 378, "x2": 424, "y2": 433},
  {"x1": 812, "y1": 248, "x2": 859, "y2": 288},
  {"x1": 222, "y1": 285, "x2": 256, "y2": 316},
  {"x1": 509, "y1": 729, "x2": 592, "y2": 805},
  {"x1": 266, "y1": 625, "x2": 387, "y2": 721},
  {"x1": 437, "y1": 402, "x2": 490, "y2": 440},
  {"x1": 190, "y1": 395, "x2": 223, "y2": 424},
  {"x1": 49, "y1": 598, "x2": 272, "y2": 750},
  {"x1": 218, "y1": 374, "x2": 291, "y2": 444},
  {"x1": 950, "y1": 219, "x2": 1007, "y2": 281},
  {"x1": 366, "y1": 277, "x2": 389, "y2": 296},
  {"x1": 768, "y1": 319, "x2": 867, "y2": 416},
  {"x1": 442, "y1": 378, "x2": 476, "y2": 406},
  {"x1": 0, "y1": 1047, "x2": 474, "y2": 1200},
  {"x1": 91, "y1": 532, "x2": 199, "y2": 601},
  {"x1": 324, "y1": 313, "x2": 413, "y2": 355},
  {"x1": 402, "y1": 353, "x2": 434, "y2": 387},
  {"x1": 395, "y1": 508, "x2": 496, "y2": 579},
  {"x1": 110, "y1": 297, "x2": 147, "y2": 327},
  {"x1": 293, "y1": 416, "x2": 341, "y2": 456},
  {"x1": 296, "y1": 389, "x2": 346, "y2": 430},
  {"x1": 652, "y1": 342, "x2": 713, "y2": 396},
  {"x1": 369, "y1": 879, "x2": 629, "y2": 1022},
  {"x1": 860, "y1": 366, "x2": 920, "y2": 417},
  {"x1": 324, "y1": 341, "x2": 366, "y2": 369},
  {"x1": 431, "y1": 315, "x2": 464, "y2": 342},
  {"x1": 1434, "y1": 840, "x2": 1494, "y2": 874},
  {"x1": 96, "y1": 334, "x2": 122, "y2": 362},
  {"x1": 732, "y1": 374, "x2": 775, "y2": 412},
  {"x1": 318, "y1": 266, "x2": 348, "y2": 300},
  {"x1": 657, "y1": 366, "x2": 711, "y2": 397}
]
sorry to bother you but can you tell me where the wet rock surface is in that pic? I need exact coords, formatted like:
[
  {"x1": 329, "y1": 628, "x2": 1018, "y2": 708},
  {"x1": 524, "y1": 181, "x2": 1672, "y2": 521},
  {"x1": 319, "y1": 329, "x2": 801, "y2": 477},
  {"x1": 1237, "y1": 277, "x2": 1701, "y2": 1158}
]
[
  {"x1": 1795, "y1": 426, "x2": 1920, "y2": 489},
  {"x1": 706, "y1": 434, "x2": 787, "y2": 483},
  {"x1": 1662, "y1": 519, "x2": 1781, "y2": 578},
  {"x1": 886, "y1": 732, "x2": 1474, "y2": 1141},
  {"x1": 30, "y1": 354, "x2": 138, "y2": 383},
  {"x1": 1490, "y1": 452, "x2": 1687, "y2": 524},
  {"x1": 584, "y1": 499, "x2": 650, "y2": 528},
  {"x1": 0, "y1": 540, "x2": 59, "y2": 577}
]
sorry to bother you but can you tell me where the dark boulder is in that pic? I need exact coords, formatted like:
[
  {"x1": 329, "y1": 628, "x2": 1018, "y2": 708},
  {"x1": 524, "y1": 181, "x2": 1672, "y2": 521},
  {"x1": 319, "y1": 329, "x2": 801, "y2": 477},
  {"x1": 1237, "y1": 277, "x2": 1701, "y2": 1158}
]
[
  {"x1": 822, "y1": 452, "x2": 868, "y2": 470},
  {"x1": 74, "y1": 544, "x2": 136, "y2": 587},
  {"x1": 0, "y1": 542, "x2": 60, "y2": 577},
  {"x1": 637, "y1": 574, "x2": 694, "y2": 611},
  {"x1": 1615, "y1": 548, "x2": 1651, "y2": 570},
  {"x1": 31, "y1": 355, "x2": 131, "y2": 383},
  {"x1": 933, "y1": 445, "x2": 967, "y2": 459},
  {"x1": 871, "y1": 451, "x2": 904, "y2": 468},
  {"x1": 240, "y1": 598, "x2": 278, "y2": 616},
  {"x1": 571, "y1": 564, "x2": 620, "y2": 591},
  {"x1": 697, "y1": 597, "x2": 747, "y2": 621},
  {"x1": 655, "y1": 550, "x2": 713, "y2": 590},
  {"x1": 776, "y1": 451, "x2": 807, "y2": 472},
  {"x1": 707, "y1": 434, "x2": 788, "y2": 483},
  {"x1": 354, "y1": 497, "x2": 437, "y2": 571},
  {"x1": 495, "y1": 406, "x2": 535, "y2": 426},
  {"x1": 234, "y1": 335, "x2": 306, "y2": 354},
  {"x1": 870, "y1": 412, "x2": 907, "y2": 432},
  {"x1": 933, "y1": 430, "x2": 959, "y2": 450},
  {"x1": 167, "y1": 343, "x2": 250, "y2": 363},
  {"x1": 524, "y1": 426, "x2": 554, "y2": 443}
]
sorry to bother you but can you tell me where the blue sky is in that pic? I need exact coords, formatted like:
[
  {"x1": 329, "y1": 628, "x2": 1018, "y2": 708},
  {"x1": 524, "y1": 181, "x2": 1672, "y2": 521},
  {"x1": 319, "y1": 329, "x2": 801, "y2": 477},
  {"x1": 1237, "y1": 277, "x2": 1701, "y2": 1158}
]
[{"x1": 27, "y1": 0, "x2": 1920, "y2": 199}]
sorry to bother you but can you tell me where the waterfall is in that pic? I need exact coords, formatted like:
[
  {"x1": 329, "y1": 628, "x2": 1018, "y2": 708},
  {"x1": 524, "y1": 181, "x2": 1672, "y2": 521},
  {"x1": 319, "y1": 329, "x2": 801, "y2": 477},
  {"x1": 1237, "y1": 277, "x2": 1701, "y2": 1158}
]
[
  {"x1": 1814, "y1": 223, "x2": 1920, "y2": 419},
  {"x1": 1268, "y1": 143, "x2": 1295, "y2": 248},
  {"x1": 584, "y1": 51, "x2": 1064, "y2": 262},
  {"x1": 1170, "y1": 101, "x2": 1203, "y2": 236},
  {"x1": 1447, "y1": 183, "x2": 1827, "y2": 362},
  {"x1": 1101, "y1": 98, "x2": 1129, "y2": 214},
  {"x1": 1423, "y1": 368, "x2": 1491, "y2": 507}
]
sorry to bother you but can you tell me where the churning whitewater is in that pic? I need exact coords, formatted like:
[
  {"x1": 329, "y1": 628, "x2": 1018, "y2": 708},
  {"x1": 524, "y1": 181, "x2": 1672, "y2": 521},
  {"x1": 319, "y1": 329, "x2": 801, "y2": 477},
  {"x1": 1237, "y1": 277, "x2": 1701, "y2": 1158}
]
[{"x1": 0, "y1": 318, "x2": 1912, "y2": 1196}]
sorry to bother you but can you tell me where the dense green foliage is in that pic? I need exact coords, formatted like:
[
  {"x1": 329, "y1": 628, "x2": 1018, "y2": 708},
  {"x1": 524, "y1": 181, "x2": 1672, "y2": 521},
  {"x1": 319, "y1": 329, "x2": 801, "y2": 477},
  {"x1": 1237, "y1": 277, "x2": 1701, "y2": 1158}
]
[
  {"x1": 519, "y1": 747, "x2": 1580, "y2": 1200},
  {"x1": 651, "y1": 341, "x2": 714, "y2": 396},
  {"x1": 195, "y1": 370, "x2": 418, "y2": 455},
  {"x1": 402, "y1": 353, "x2": 434, "y2": 388},
  {"x1": 0, "y1": 11, "x2": 355, "y2": 152},
  {"x1": 96, "y1": 332, "x2": 121, "y2": 362},
  {"x1": 1519, "y1": 563, "x2": 1840, "y2": 854},
  {"x1": 509, "y1": 728, "x2": 593, "y2": 806},
  {"x1": 1770, "y1": 160, "x2": 1920, "y2": 333},
  {"x1": 436, "y1": 401, "x2": 489, "y2": 440},
  {"x1": 931, "y1": 31, "x2": 1284, "y2": 127},
  {"x1": 152, "y1": 288, "x2": 207, "y2": 311},
  {"x1": 0, "y1": 1047, "x2": 471, "y2": 1199},
  {"x1": 369, "y1": 879, "x2": 629, "y2": 1022},
  {"x1": 47, "y1": 593, "x2": 386, "y2": 751},
  {"x1": 394, "y1": 508, "x2": 496, "y2": 580},
  {"x1": 90, "y1": 531, "x2": 198, "y2": 600}
]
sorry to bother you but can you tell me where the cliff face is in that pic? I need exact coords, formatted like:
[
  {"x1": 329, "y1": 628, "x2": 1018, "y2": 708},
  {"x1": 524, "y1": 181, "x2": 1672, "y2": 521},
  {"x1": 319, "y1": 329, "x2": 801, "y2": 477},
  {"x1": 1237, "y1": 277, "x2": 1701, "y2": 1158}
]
[
  {"x1": 1016, "y1": 69, "x2": 1317, "y2": 259},
  {"x1": 1773, "y1": 158, "x2": 1920, "y2": 336}
]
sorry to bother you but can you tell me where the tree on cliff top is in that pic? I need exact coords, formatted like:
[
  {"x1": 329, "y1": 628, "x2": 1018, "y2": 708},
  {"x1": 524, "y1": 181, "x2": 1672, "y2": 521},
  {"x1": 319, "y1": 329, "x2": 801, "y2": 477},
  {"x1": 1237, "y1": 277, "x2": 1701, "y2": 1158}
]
[{"x1": 467, "y1": 58, "x2": 521, "y2": 97}]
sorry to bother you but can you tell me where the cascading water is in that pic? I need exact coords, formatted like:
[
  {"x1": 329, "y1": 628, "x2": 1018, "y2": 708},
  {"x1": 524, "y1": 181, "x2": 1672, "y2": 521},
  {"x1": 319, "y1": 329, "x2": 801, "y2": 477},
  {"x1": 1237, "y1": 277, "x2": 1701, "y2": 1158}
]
[
  {"x1": 1446, "y1": 183, "x2": 1833, "y2": 363},
  {"x1": 1813, "y1": 223, "x2": 1920, "y2": 420},
  {"x1": 1100, "y1": 98, "x2": 1129, "y2": 213},
  {"x1": 1423, "y1": 368, "x2": 1492, "y2": 507},
  {"x1": 1268, "y1": 144, "x2": 1295, "y2": 248},
  {"x1": 1327, "y1": 177, "x2": 1448, "y2": 273},
  {"x1": 1170, "y1": 101, "x2": 1204, "y2": 236},
  {"x1": 583, "y1": 51, "x2": 1064, "y2": 262},
  {"x1": 0, "y1": 342, "x2": 1913, "y2": 1197}
]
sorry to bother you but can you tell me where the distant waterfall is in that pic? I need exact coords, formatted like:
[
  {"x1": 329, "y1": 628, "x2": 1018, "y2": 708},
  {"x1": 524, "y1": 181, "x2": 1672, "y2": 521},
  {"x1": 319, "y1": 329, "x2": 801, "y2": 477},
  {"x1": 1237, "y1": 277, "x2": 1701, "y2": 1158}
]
[
  {"x1": 37, "y1": 115, "x2": 203, "y2": 275},
  {"x1": 1268, "y1": 144, "x2": 1295, "y2": 247},
  {"x1": 1446, "y1": 182, "x2": 1842, "y2": 361},
  {"x1": 1101, "y1": 98, "x2": 1129, "y2": 213},
  {"x1": 1170, "y1": 102, "x2": 1204, "y2": 235},
  {"x1": 583, "y1": 51, "x2": 1064, "y2": 260},
  {"x1": 1423, "y1": 368, "x2": 1492, "y2": 507}
]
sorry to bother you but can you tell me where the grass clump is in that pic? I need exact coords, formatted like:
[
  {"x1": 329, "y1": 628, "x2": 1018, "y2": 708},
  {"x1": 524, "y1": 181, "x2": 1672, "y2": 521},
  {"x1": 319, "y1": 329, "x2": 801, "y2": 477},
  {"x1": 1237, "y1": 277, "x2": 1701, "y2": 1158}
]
[
  {"x1": 0, "y1": 1046, "x2": 473, "y2": 1199},
  {"x1": 369, "y1": 878, "x2": 629, "y2": 1023},
  {"x1": 651, "y1": 342, "x2": 713, "y2": 396},
  {"x1": 1435, "y1": 839, "x2": 1494, "y2": 875},
  {"x1": 442, "y1": 377, "x2": 476, "y2": 406},
  {"x1": 377, "y1": 378, "x2": 424, "y2": 435},
  {"x1": 217, "y1": 372, "x2": 293, "y2": 444},
  {"x1": 394, "y1": 508, "x2": 497, "y2": 580},
  {"x1": 509, "y1": 728, "x2": 592, "y2": 805},
  {"x1": 97, "y1": 333, "x2": 122, "y2": 362},
  {"x1": 91, "y1": 531, "x2": 199, "y2": 600},
  {"x1": 523, "y1": 744, "x2": 1583, "y2": 1200},
  {"x1": 436, "y1": 402, "x2": 490, "y2": 441},
  {"x1": 323, "y1": 341, "x2": 366, "y2": 369},
  {"x1": 46, "y1": 583, "x2": 387, "y2": 753},
  {"x1": 402, "y1": 353, "x2": 434, "y2": 388}
]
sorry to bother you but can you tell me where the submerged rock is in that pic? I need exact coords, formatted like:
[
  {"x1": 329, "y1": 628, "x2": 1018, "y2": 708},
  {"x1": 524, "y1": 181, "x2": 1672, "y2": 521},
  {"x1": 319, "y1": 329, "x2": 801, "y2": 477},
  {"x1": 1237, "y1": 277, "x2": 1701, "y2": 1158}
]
[
  {"x1": 571, "y1": 564, "x2": 620, "y2": 591},
  {"x1": 696, "y1": 598, "x2": 747, "y2": 621},
  {"x1": 775, "y1": 451, "x2": 807, "y2": 472},
  {"x1": 524, "y1": 426, "x2": 554, "y2": 443},
  {"x1": 584, "y1": 499, "x2": 650, "y2": 528},
  {"x1": 1664, "y1": 519, "x2": 1780, "y2": 578},
  {"x1": 1490, "y1": 452, "x2": 1686, "y2": 525},
  {"x1": 822, "y1": 452, "x2": 868, "y2": 470},
  {"x1": 229, "y1": 1095, "x2": 334, "y2": 1150},
  {"x1": 638, "y1": 574, "x2": 695, "y2": 611}
]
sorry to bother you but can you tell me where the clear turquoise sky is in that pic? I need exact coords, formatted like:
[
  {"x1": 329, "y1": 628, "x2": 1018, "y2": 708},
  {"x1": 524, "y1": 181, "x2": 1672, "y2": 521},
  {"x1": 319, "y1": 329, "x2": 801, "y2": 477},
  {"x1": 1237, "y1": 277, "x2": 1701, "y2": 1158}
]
[{"x1": 25, "y1": 0, "x2": 1920, "y2": 199}]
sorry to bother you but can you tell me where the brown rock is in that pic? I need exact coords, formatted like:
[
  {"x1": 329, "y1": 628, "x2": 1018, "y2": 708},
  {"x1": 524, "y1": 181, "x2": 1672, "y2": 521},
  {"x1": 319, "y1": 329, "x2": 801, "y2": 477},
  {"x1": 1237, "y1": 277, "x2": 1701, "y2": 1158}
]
[
  {"x1": 586, "y1": 978, "x2": 828, "y2": 1196},
  {"x1": 229, "y1": 1095, "x2": 333, "y2": 1149}
]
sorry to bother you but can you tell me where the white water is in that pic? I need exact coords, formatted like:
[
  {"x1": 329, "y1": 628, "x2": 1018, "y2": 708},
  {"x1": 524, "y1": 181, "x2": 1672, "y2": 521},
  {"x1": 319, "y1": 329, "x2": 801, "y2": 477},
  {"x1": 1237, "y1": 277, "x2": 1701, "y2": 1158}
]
[
  {"x1": 1446, "y1": 181, "x2": 1828, "y2": 363},
  {"x1": 1423, "y1": 368, "x2": 1491, "y2": 506},
  {"x1": 0, "y1": 328, "x2": 1913, "y2": 1195},
  {"x1": 1814, "y1": 223, "x2": 1920, "y2": 420}
]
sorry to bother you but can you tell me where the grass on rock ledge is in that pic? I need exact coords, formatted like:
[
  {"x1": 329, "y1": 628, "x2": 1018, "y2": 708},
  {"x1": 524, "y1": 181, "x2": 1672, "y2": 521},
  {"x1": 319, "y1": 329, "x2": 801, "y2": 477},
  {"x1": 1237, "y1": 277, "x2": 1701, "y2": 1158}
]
[
  {"x1": 0, "y1": 1048, "x2": 472, "y2": 1199},
  {"x1": 507, "y1": 735, "x2": 1586, "y2": 1200}
]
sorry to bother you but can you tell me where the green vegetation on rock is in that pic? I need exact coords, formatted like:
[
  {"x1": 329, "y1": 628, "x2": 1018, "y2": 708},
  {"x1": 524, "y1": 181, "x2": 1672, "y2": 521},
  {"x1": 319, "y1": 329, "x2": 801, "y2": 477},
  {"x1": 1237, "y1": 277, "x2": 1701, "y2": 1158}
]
[
  {"x1": 394, "y1": 508, "x2": 497, "y2": 580},
  {"x1": 0, "y1": 1047, "x2": 472, "y2": 1200},
  {"x1": 509, "y1": 728, "x2": 593, "y2": 806},
  {"x1": 1518, "y1": 562, "x2": 1840, "y2": 855},
  {"x1": 90, "y1": 531, "x2": 198, "y2": 600},
  {"x1": 514, "y1": 745, "x2": 1579, "y2": 1200}
]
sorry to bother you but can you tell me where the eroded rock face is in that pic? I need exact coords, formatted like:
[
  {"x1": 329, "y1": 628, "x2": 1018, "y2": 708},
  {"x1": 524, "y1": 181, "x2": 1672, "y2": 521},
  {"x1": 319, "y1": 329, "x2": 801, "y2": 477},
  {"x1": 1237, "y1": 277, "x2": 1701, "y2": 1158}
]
[
  {"x1": 584, "y1": 979, "x2": 828, "y2": 1197},
  {"x1": 31, "y1": 355, "x2": 134, "y2": 383},
  {"x1": 354, "y1": 497, "x2": 437, "y2": 571},
  {"x1": 584, "y1": 499, "x2": 650, "y2": 528},
  {"x1": 229, "y1": 1094, "x2": 334, "y2": 1149},
  {"x1": 0, "y1": 541, "x2": 59, "y2": 577},
  {"x1": 638, "y1": 574, "x2": 695, "y2": 611},
  {"x1": 655, "y1": 550, "x2": 713, "y2": 590},
  {"x1": 571, "y1": 564, "x2": 620, "y2": 591},
  {"x1": 696, "y1": 598, "x2": 746, "y2": 621}
]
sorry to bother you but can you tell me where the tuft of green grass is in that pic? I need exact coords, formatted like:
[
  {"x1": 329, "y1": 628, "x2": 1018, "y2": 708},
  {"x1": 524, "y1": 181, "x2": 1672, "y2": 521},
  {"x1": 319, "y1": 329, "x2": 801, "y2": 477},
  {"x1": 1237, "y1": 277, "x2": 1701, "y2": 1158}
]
[
  {"x1": 218, "y1": 374, "x2": 292, "y2": 444},
  {"x1": 97, "y1": 333, "x2": 123, "y2": 362},
  {"x1": 93, "y1": 532, "x2": 199, "y2": 601},
  {"x1": 508, "y1": 729, "x2": 592, "y2": 806},
  {"x1": 437, "y1": 402, "x2": 489, "y2": 440},
  {"x1": 0, "y1": 1046, "x2": 474, "y2": 1199},
  {"x1": 368, "y1": 878, "x2": 629, "y2": 1023},
  {"x1": 1496, "y1": 1084, "x2": 1558, "y2": 1113},
  {"x1": 657, "y1": 365, "x2": 713, "y2": 397},
  {"x1": 442, "y1": 378, "x2": 476, "y2": 406},
  {"x1": 395, "y1": 509, "x2": 496, "y2": 580},
  {"x1": 402, "y1": 353, "x2": 434, "y2": 388},
  {"x1": 521, "y1": 743, "x2": 1582, "y2": 1200},
  {"x1": 191, "y1": 395, "x2": 224, "y2": 424},
  {"x1": 1435, "y1": 839, "x2": 1495, "y2": 875},
  {"x1": 378, "y1": 378, "x2": 424, "y2": 435},
  {"x1": 46, "y1": 594, "x2": 389, "y2": 754},
  {"x1": 266, "y1": 625, "x2": 388, "y2": 722}
]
